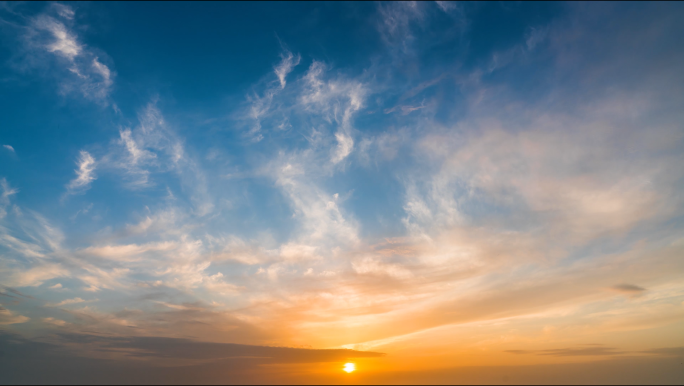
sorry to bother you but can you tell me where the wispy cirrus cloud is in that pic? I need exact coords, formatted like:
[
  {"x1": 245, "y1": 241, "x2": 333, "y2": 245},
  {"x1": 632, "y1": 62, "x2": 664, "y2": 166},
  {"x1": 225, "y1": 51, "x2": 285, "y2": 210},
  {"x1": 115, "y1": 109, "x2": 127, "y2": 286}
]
[
  {"x1": 65, "y1": 150, "x2": 96, "y2": 196},
  {"x1": 274, "y1": 49, "x2": 300, "y2": 89},
  {"x1": 104, "y1": 103, "x2": 213, "y2": 215},
  {"x1": 0, "y1": 177, "x2": 18, "y2": 219},
  {"x1": 243, "y1": 48, "x2": 301, "y2": 142},
  {"x1": 299, "y1": 61, "x2": 367, "y2": 164},
  {"x1": 3, "y1": 3, "x2": 115, "y2": 103},
  {"x1": 506, "y1": 346, "x2": 626, "y2": 357},
  {"x1": 0, "y1": 178, "x2": 18, "y2": 204},
  {"x1": 2, "y1": 144, "x2": 15, "y2": 153},
  {"x1": 47, "y1": 297, "x2": 96, "y2": 307}
]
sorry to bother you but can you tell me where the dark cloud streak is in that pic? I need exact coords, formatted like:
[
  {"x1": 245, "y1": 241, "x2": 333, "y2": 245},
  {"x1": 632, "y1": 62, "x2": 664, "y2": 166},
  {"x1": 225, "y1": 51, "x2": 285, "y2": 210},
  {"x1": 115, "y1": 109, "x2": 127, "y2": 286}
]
[
  {"x1": 54, "y1": 332, "x2": 385, "y2": 362},
  {"x1": 611, "y1": 284, "x2": 646, "y2": 293}
]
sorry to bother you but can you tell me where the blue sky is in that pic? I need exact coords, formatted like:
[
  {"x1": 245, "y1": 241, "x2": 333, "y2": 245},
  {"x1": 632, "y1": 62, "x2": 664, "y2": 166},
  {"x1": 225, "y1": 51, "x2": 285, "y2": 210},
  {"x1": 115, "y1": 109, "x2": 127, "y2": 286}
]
[{"x1": 1, "y1": 2, "x2": 684, "y2": 383}]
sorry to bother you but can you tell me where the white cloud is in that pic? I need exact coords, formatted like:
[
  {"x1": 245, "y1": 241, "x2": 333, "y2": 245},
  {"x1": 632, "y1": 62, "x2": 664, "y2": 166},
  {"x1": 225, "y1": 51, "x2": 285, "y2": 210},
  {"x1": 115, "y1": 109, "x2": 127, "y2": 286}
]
[
  {"x1": 274, "y1": 158, "x2": 359, "y2": 249},
  {"x1": 332, "y1": 132, "x2": 354, "y2": 164},
  {"x1": 81, "y1": 241, "x2": 179, "y2": 262},
  {"x1": 243, "y1": 49, "x2": 301, "y2": 141},
  {"x1": 0, "y1": 178, "x2": 18, "y2": 205},
  {"x1": 299, "y1": 61, "x2": 367, "y2": 164},
  {"x1": 274, "y1": 50, "x2": 301, "y2": 89},
  {"x1": 0, "y1": 308, "x2": 29, "y2": 325},
  {"x1": 17, "y1": 5, "x2": 115, "y2": 102},
  {"x1": 201, "y1": 272, "x2": 240, "y2": 295},
  {"x1": 65, "y1": 150, "x2": 96, "y2": 195},
  {"x1": 52, "y1": 3, "x2": 75, "y2": 20},
  {"x1": 117, "y1": 129, "x2": 155, "y2": 187},
  {"x1": 48, "y1": 297, "x2": 87, "y2": 307},
  {"x1": 49, "y1": 283, "x2": 63, "y2": 289},
  {"x1": 2, "y1": 144, "x2": 14, "y2": 153},
  {"x1": 376, "y1": 2, "x2": 423, "y2": 51},
  {"x1": 0, "y1": 178, "x2": 18, "y2": 219},
  {"x1": 43, "y1": 317, "x2": 68, "y2": 326},
  {"x1": 32, "y1": 14, "x2": 81, "y2": 60},
  {"x1": 104, "y1": 104, "x2": 212, "y2": 215},
  {"x1": 8, "y1": 264, "x2": 70, "y2": 287},
  {"x1": 352, "y1": 256, "x2": 414, "y2": 279}
]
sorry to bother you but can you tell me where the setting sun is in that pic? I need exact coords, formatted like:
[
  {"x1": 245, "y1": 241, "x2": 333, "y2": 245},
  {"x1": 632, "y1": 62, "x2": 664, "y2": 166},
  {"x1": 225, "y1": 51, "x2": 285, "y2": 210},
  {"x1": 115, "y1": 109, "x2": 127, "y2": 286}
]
[{"x1": 343, "y1": 363, "x2": 356, "y2": 373}]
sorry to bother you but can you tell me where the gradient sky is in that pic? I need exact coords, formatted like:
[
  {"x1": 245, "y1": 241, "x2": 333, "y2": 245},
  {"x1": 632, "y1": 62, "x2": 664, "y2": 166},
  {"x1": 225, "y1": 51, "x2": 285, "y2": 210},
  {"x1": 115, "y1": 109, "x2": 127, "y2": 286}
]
[{"x1": 1, "y1": 2, "x2": 684, "y2": 384}]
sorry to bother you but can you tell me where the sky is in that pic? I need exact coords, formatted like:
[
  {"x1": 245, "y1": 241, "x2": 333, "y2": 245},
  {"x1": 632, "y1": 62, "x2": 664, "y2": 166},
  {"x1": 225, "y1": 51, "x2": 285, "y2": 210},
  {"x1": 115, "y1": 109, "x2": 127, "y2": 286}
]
[{"x1": 0, "y1": 1, "x2": 683, "y2": 384}]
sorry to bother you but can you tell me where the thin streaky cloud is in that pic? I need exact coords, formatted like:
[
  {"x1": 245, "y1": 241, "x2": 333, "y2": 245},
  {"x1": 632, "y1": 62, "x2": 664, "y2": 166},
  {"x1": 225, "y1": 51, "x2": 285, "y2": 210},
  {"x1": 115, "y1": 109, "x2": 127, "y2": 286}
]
[
  {"x1": 15, "y1": 4, "x2": 115, "y2": 102},
  {"x1": 0, "y1": 178, "x2": 18, "y2": 206},
  {"x1": 274, "y1": 50, "x2": 301, "y2": 89},
  {"x1": 47, "y1": 297, "x2": 90, "y2": 307},
  {"x1": 3, "y1": 144, "x2": 14, "y2": 153},
  {"x1": 65, "y1": 150, "x2": 96, "y2": 195}
]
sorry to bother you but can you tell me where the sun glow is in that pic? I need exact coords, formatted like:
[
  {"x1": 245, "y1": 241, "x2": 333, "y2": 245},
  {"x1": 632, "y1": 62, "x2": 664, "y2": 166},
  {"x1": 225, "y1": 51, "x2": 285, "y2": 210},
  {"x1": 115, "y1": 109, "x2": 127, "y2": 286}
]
[{"x1": 343, "y1": 363, "x2": 356, "y2": 373}]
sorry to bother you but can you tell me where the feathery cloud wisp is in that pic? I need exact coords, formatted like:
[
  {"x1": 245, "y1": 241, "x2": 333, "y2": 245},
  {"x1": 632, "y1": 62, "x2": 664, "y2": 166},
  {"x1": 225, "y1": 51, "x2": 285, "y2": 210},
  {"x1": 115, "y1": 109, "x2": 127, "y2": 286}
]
[
  {"x1": 0, "y1": 178, "x2": 18, "y2": 219},
  {"x1": 15, "y1": 4, "x2": 115, "y2": 102},
  {"x1": 274, "y1": 50, "x2": 300, "y2": 89},
  {"x1": 65, "y1": 150, "x2": 96, "y2": 195},
  {"x1": 0, "y1": 178, "x2": 18, "y2": 205},
  {"x1": 48, "y1": 297, "x2": 87, "y2": 307}
]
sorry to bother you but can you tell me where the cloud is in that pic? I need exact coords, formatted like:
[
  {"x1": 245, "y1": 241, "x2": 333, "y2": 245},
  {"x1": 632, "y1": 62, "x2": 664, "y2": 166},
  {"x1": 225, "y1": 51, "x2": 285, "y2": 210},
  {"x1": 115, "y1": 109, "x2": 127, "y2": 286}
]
[
  {"x1": 9, "y1": 4, "x2": 115, "y2": 102},
  {"x1": 299, "y1": 61, "x2": 367, "y2": 164},
  {"x1": 2, "y1": 144, "x2": 14, "y2": 153},
  {"x1": 383, "y1": 103, "x2": 426, "y2": 115},
  {"x1": 274, "y1": 50, "x2": 300, "y2": 89},
  {"x1": 52, "y1": 3, "x2": 75, "y2": 20},
  {"x1": 0, "y1": 330, "x2": 681, "y2": 385},
  {"x1": 0, "y1": 178, "x2": 18, "y2": 219},
  {"x1": 0, "y1": 307, "x2": 29, "y2": 325},
  {"x1": 0, "y1": 331, "x2": 385, "y2": 383},
  {"x1": 525, "y1": 26, "x2": 547, "y2": 51},
  {"x1": 8, "y1": 264, "x2": 70, "y2": 287},
  {"x1": 376, "y1": 2, "x2": 423, "y2": 50},
  {"x1": 32, "y1": 14, "x2": 81, "y2": 60},
  {"x1": 102, "y1": 103, "x2": 213, "y2": 214},
  {"x1": 43, "y1": 317, "x2": 68, "y2": 326},
  {"x1": 273, "y1": 157, "x2": 359, "y2": 250},
  {"x1": 48, "y1": 283, "x2": 63, "y2": 290},
  {"x1": 610, "y1": 284, "x2": 646, "y2": 294},
  {"x1": 55, "y1": 333, "x2": 385, "y2": 363},
  {"x1": 0, "y1": 177, "x2": 18, "y2": 204},
  {"x1": 116, "y1": 129, "x2": 155, "y2": 187},
  {"x1": 0, "y1": 3, "x2": 683, "y2": 374},
  {"x1": 506, "y1": 346, "x2": 625, "y2": 357},
  {"x1": 508, "y1": 346, "x2": 684, "y2": 358},
  {"x1": 352, "y1": 256, "x2": 414, "y2": 279},
  {"x1": 641, "y1": 347, "x2": 684, "y2": 356},
  {"x1": 65, "y1": 150, "x2": 96, "y2": 195},
  {"x1": 48, "y1": 297, "x2": 88, "y2": 307},
  {"x1": 0, "y1": 286, "x2": 33, "y2": 301},
  {"x1": 435, "y1": 1, "x2": 457, "y2": 13}
]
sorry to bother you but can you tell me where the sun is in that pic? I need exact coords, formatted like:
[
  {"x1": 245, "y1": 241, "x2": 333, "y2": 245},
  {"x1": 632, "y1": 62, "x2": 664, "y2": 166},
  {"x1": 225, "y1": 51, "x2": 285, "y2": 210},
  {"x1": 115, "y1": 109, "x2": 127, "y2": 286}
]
[{"x1": 343, "y1": 363, "x2": 356, "y2": 373}]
